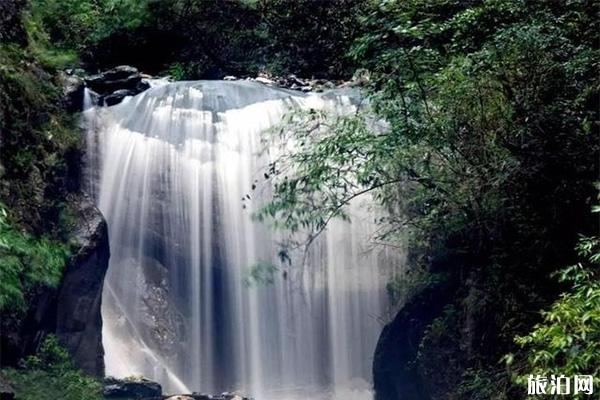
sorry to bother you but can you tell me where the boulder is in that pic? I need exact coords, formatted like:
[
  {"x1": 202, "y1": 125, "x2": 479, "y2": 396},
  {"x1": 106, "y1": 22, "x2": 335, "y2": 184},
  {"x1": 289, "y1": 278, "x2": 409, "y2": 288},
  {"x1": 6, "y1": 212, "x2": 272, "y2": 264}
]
[
  {"x1": 254, "y1": 76, "x2": 274, "y2": 85},
  {"x1": 286, "y1": 74, "x2": 306, "y2": 87},
  {"x1": 103, "y1": 377, "x2": 162, "y2": 399},
  {"x1": 250, "y1": 73, "x2": 342, "y2": 93},
  {"x1": 104, "y1": 89, "x2": 136, "y2": 106},
  {"x1": 101, "y1": 65, "x2": 139, "y2": 81},
  {"x1": 85, "y1": 66, "x2": 142, "y2": 94},
  {"x1": 372, "y1": 278, "x2": 455, "y2": 400},
  {"x1": 58, "y1": 71, "x2": 85, "y2": 113},
  {"x1": 83, "y1": 66, "x2": 151, "y2": 107},
  {"x1": 55, "y1": 196, "x2": 110, "y2": 376}
]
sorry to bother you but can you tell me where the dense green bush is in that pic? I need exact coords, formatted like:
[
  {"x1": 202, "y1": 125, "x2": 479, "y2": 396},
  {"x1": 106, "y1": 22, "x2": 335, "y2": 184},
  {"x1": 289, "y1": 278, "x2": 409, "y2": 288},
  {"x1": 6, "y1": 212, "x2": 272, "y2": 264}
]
[
  {"x1": 2, "y1": 335, "x2": 102, "y2": 400},
  {"x1": 507, "y1": 233, "x2": 600, "y2": 398}
]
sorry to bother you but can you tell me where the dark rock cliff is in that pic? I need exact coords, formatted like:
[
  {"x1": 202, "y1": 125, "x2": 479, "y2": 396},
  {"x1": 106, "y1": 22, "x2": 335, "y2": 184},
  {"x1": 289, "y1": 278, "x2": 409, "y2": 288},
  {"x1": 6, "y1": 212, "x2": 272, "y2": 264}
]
[
  {"x1": 373, "y1": 279, "x2": 456, "y2": 400},
  {"x1": 373, "y1": 262, "x2": 530, "y2": 400},
  {"x1": 1, "y1": 197, "x2": 109, "y2": 376},
  {"x1": 55, "y1": 197, "x2": 109, "y2": 376}
]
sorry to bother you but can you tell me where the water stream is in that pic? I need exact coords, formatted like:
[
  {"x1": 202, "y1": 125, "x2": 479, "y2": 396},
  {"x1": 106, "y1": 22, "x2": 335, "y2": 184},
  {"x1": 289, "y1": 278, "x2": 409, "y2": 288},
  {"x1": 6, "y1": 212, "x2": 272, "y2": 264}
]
[{"x1": 84, "y1": 80, "x2": 401, "y2": 399}]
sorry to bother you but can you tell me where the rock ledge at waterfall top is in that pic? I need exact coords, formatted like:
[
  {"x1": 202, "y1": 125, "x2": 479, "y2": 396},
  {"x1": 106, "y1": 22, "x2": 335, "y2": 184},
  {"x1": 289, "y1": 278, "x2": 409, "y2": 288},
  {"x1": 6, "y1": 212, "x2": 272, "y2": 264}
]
[
  {"x1": 61, "y1": 65, "x2": 151, "y2": 110},
  {"x1": 59, "y1": 65, "x2": 150, "y2": 112},
  {"x1": 85, "y1": 65, "x2": 150, "y2": 106},
  {"x1": 224, "y1": 69, "x2": 369, "y2": 93},
  {"x1": 60, "y1": 66, "x2": 368, "y2": 112}
]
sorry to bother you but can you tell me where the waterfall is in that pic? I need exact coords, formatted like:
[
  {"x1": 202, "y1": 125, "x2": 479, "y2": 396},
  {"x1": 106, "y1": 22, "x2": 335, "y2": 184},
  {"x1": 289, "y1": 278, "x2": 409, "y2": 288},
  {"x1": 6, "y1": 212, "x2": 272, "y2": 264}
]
[{"x1": 84, "y1": 81, "x2": 402, "y2": 399}]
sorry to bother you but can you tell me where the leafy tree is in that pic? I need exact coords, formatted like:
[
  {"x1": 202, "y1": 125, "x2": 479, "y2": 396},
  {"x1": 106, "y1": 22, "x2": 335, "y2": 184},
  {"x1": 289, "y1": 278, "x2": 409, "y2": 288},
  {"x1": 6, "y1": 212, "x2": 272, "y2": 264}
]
[
  {"x1": 507, "y1": 234, "x2": 600, "y2": 398},
  {"x1": 254, "y1": 0, "x2": 599, "y2": 396}
]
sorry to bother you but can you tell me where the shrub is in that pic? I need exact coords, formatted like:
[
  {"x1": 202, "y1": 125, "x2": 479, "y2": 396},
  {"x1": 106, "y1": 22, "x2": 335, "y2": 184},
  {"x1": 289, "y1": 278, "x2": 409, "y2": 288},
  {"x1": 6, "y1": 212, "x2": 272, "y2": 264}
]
[
  {"x1": 1, "y1": 335, "x2": 102, "y2": 400},
  {"x1": 507, "y1": 235, "x2": 600, "y2": 398}
]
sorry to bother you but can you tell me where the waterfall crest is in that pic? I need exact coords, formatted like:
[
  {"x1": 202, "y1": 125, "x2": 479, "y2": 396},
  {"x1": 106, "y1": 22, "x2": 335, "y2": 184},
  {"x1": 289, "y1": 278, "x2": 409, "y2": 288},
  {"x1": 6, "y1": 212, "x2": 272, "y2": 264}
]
[{"x1": 84, "y1": 81, "x2": 401, "y2": 399}]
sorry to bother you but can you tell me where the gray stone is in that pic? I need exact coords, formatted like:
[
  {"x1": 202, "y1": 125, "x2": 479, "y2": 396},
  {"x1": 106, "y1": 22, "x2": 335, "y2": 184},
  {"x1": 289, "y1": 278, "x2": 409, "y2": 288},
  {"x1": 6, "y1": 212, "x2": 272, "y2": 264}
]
[
  {"x1": 101, "y1": 65, "x2": 140, "y2": 81},
  {"x1": 373, "y1": 279, "x2": 455, "y2": 400},
  {"x1": 104, "y1": 89, "x2": 136, "y2": 106},
  {"x1": 103, "y1": 377, "x2": 162, "y2": 399},
  {"x1": 55, "y1": 195, "x2": 110, "y2": 376},
  {"x1": 58, "y1": 71, "x2": 85, "y2": 112},
  {"x1": 287, "y1": 74, "x2": 306, "y2": 87},
  {"x1": 83, "y1": 65, "x2": 151, "y2": 107},
  {"x1": 254, "y1": 76, "x2": 274, "y2": 85}
]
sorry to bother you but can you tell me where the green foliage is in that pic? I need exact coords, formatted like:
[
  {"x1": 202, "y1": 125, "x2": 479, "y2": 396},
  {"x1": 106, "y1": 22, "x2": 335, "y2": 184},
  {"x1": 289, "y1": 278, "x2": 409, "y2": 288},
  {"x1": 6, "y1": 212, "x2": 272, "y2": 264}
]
[
  {"x1": 457, "y1": 368, "x2": 510, "y2": 400},
  {"x1": 0, "y1": 41, "x2": 81, "y2": 234},
  {"x1": 165, "y1": 63, "x2": 185, "y2": 81},
  {"x1": 28, "y1": 0, "x2": 151, "y2": 53},
  {"x1": 0, "y1": 203, "x2": 69, "y2": 310},
  {"x1": 254, "y1": 110, "x2": 378, "y2": 243},
  {"x1": 21, "y1": 0, "x2": 365, "y2": 78},
  {"x1": 0, "y1": 6, "x2": 81, "y2": 369},
  {"x1": 254, "y1": 0, "x2": 598, "y2": 397},
  {"x1": 2, "y1": 335, "x2": 102, "y2": 400},
  {"x1": 41, "y1": 0, "x2": 365, "y2": 78},
  {"x1": 242, "y1": 260, "x2": 279, "y2": 287},
  {"x1": 508, "y1": 235, "x2": 600, "y2": 397},
  {"x1": 258, "y1": 0, "x2": 598, "y2": 283},
  {"x1": 22, "y1": 10, "x2": 79, "y2": 69}
]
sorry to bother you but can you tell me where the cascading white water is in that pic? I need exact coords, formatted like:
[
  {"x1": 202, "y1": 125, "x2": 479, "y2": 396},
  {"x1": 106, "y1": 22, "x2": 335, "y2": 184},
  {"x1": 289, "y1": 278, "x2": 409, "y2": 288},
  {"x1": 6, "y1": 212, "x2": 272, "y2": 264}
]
[{"x1": 84, "y1": 80, "x2": 402, "y2": 399}]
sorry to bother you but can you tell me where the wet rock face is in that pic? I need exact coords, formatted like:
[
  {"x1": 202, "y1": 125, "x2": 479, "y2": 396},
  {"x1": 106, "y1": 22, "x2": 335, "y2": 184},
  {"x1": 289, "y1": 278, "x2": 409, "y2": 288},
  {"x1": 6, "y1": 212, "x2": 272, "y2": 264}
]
[
  {"x1": 103, "y1": 377, "x2": 163, "y2": 399},
  {"x1": 134, "y1": 256, "x2": 186, "y2": 361},
  {"x1": 55, "y1": 196, "x2": 110, "y2": 376},
  {"x1": 58, "y1": 70, "x2": 86, "y2": 113},
  {"x1": 372, "y1": 280, "x2": 455, "y2": 400},
  {"x1": 84, "y1": 65, "x2": 150, "y2": 107}
]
